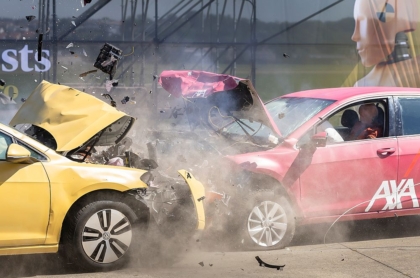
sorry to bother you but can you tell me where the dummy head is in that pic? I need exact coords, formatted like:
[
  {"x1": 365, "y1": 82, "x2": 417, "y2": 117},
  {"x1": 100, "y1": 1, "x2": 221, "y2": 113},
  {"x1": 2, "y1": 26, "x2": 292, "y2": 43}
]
[
  {"x1": 359, "y1": 103, "x2": 378, "y2": 124},
  {"x1": 352, "y1": 0, "x2": 418, "y2": 67}
]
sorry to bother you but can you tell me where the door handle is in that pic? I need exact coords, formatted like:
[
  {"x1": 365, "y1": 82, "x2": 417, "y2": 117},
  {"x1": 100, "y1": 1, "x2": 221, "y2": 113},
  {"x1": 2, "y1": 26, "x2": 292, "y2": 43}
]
[{"x1": 377, "y1": 147, "x2": 395, "y2": 156}]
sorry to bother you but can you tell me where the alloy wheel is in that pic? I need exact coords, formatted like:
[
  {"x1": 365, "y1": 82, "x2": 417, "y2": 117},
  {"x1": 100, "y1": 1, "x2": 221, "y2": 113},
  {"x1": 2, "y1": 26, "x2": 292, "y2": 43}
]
[
  {"x1": 81, "y1": 209, "x2": 132, "y2": 264},
  {"x1": 247, "y1": 201, "x2": 287, "y2": 247}
]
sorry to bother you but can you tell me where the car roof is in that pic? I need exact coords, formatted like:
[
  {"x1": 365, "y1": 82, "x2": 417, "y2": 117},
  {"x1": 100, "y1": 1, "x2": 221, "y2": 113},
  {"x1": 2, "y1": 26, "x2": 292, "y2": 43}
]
[{"x1": 279, "y1": 87, "x2": 420, "y2": 101}]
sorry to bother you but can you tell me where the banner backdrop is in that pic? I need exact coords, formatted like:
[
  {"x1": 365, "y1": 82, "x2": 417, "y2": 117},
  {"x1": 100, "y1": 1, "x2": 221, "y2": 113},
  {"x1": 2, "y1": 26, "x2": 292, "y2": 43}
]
[{"x1": 1, "y1": 0, "x2": 420, "y2": 124}]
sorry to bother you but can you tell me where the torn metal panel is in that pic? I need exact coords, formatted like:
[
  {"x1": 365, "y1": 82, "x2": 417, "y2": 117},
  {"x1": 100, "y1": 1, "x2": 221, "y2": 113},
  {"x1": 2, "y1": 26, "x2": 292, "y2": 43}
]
[{"x1": 158, "y1": 70, "x2": 281, "y2": 137}]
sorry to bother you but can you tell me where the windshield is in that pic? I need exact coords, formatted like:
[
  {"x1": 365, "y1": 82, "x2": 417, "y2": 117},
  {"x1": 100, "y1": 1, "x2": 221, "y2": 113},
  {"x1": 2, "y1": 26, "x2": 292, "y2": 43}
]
[{"x1": 266, "y1": 97, "x2": 335, "y2": 137}]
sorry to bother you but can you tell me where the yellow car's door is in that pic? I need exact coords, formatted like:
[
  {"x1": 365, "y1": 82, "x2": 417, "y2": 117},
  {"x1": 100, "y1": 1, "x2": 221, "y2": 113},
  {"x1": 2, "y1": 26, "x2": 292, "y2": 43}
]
[{"x1": 0, "y1": 131, "x2": 50, "y2": 247}]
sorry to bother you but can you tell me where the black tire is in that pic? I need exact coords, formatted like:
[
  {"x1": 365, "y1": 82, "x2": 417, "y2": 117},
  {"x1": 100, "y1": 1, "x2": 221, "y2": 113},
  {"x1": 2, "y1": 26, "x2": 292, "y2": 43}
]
[
  {"x1": 60, "y1": 200, "x2": 143, "y2": 272},
  {"x1": 243, "y1": 193, "x2": 295, "y2": 250}
]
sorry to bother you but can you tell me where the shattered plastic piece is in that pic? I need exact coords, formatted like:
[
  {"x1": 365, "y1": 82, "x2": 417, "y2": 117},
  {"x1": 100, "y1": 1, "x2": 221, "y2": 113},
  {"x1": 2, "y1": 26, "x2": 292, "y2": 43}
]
[
  {"x1": 121, "y1": 96, "x2": 130, "y2": 104},
  {"x1": 61, "y1": 66, "x2": 68, "y2": 70},
  {"x1": 198, "y1": 262, "x2": 204, "y2": 267},
  {"x1": 0, "y1": 79, "x2": 5, "y2": 86},
  {"x1": 26, "y1": 15, "x2": 36, "y2": 22},
  {"x1": 149, "y1": 90, "x2": 152, "y2": 94},
  {"x1": 101, "y1": 93, "x2": 116, "y2": 107},
  {"x1": 81, "y1": 0, "x2": 92, "y2": 7},
  {"x1": 153, "y1": 75, "x2": 158, "y2": 81},
  {"x1": 105, "y1": 80, "x2": 118, "y2": 92},
  {"x1": 83, "y1": 49, "x2": 87, "y2": 56},
  {"x1": 197, "y1": 196, "x2": 205, "y2": 202},
  {"x1": 160, "y1": 110, "x2": 165, "y2": 113},
  {"x1": 79, "y1": 69, "x2": 97, "y2": 77},
  {"x1": 255, "y1": 256, "x2": 285, "y2": 271},
  {"x1": 66, "y1": 43, "x2": 74, "y2": 49},
  {"x1": 45, "y1": 27, "x2": 50, "y2": 34},
  {"x1": 71, "y1": 21, "x2": 76, "y2": 27},
  {"x1": 69, "y1": 51, "x2": 75, "y2": 55},
  {"x1": 21, "y1": 98, "x2": 26, "y2": 102},
  {"x1": 94, "y1": 43, "x2": 122, "y2": 79},
  {"x1": 283, "y1": 53, "x2": 290, "y2": 58}
]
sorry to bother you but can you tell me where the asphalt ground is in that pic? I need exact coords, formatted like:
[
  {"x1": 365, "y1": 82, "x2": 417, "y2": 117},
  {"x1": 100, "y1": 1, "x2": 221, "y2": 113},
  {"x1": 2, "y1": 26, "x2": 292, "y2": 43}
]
[{"x1": 2, "y1": 215, "x2": 420, "y2": 278}]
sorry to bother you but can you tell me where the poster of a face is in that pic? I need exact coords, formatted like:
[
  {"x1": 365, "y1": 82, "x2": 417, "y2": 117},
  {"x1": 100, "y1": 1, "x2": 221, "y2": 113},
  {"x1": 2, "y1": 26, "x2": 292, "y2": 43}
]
[{"x1": 350, "y1": 0, "x2": 420, "y2": 87}]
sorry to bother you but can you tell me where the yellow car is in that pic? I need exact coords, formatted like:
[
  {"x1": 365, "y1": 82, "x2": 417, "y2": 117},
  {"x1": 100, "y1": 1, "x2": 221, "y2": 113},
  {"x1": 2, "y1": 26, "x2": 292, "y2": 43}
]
[{"x1": 0, "y1": 81, "x2": 205, "y2": 271}]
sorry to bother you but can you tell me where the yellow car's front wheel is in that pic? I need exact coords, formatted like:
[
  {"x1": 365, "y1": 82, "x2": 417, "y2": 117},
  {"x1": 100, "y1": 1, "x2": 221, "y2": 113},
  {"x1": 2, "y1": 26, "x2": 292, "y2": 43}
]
[{"x1": 61, "y1": 200, "x2": 142, "y2": 271}]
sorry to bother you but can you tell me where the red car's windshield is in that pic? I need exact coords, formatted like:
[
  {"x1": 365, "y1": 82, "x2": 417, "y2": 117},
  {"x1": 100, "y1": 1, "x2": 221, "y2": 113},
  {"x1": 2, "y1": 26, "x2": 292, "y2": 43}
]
[{"x1": 266, "y1": 97, "x2": 335, "y2": 137}]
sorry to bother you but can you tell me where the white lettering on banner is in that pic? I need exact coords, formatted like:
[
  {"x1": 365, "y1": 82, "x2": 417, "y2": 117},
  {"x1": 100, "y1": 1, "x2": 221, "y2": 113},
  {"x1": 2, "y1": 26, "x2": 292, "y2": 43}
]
[
  {"x1": 1, "y1": 45, "x2": 50, "y2": 72},
  {"x1": 365, "y1": 179, "x2": 419, "y2": 212},
  {"x1": 2, "y1": 49, "x2": 18, "y2": 72}
]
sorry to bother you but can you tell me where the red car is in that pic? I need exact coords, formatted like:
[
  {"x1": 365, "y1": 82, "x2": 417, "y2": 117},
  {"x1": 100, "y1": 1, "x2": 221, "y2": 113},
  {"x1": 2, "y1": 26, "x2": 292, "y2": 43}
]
[{"x1": 158, "y1": 71, "x2": 420, "y2": 250}]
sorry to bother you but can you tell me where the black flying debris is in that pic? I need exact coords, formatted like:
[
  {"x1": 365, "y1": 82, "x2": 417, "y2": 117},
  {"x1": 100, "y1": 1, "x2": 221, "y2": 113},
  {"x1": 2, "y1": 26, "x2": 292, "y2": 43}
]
[
  {"x1": 112, "y1": 80, "x2": 119, "y2": 87},
  {"x1": 121, "y1": 96, "x2": 130, "y2": 104},
  {"x1": 198, "y1": 262, "x2": 204, "y2": 267},
  {"x1": 102, "y1": 93, "x2": 117, "y2": 107},
  {"x1": 283, "y1": 53, "x2": 290, "y2": 58},
  {"x1": 0, "y1": 79, "x2": 5, "y2": 86},
  {"x1": 255, "y1": 256, "x2": 285, "y2": 270},
  {"x1": 26, "y1": 15, "x2": 36, "y2": 22},
  {"x1": 69, "y1": 51, "x2": 75, "y2": 55},
  {"x1": 153, "y1": 75, "x2": 158, "y2": 81},
  {"x1": 21, "y1": 98, "x2": 26, "y2": 102},
  {"x1": 37, "y1": 34, "x2": 43, "y2": 61}
]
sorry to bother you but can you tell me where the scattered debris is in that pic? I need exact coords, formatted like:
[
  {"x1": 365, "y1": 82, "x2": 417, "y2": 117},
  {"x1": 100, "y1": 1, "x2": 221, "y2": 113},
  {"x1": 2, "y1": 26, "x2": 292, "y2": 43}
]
[
  {"x1": 198, "y1": 262, "x2": 204, "y2": 267},
  {"x1": 153, "y1": 74, "x2": 158, "y2": 81},
  {"x1": 81, "y1": 0, "x2": 92, "y2": 7},
  {"x1": 196, "y1": 239, "x2": 200, "y2": 242},
  {"x1": 341, "y1": 258, "x2": 344, "y2": 261},
  {"x1": 26, "y1": 15, "x2": 36, "y2": 22},
  {"x1": 160, "y1": 110, "x2": 165, "y2": 113},
  {"x1": 71, "y1": 21, "x2": 76, "y2": 26},
  {"x1": 121, "y1": 96, "x2": 130, "y2": 104},
  {"x1": 66, "y1": 43, "x2": 74, "y2": 49},
  {"x1": 105, "y1": 79, "x2": 119, "y2": 92},
  {"x1": 255, "y1": 256, "x2": 285, "y2": 271},
  {"x1": 37, "y1": 34, "x2": 43, "y2": 61},
  {"x1": 186, "y1": 172, "x2": 192, "y2": 179},
  {"x1": 197, "y1": 196, "x2": 205, "y2": 202},
  {"x1": 69, "y1": 51, "x2": 75, "y2": 55},
  {"x1": 101, "y1": 93, "x2": 117, "y2": 107},
  {"x1": 149, "y1": 90, "x2": 152, "y2": 94},
  {"x1": 0, "y1": 79, "x2": 5, "y2": 86},
  {"x1": 21, "y1": 98, "x2": 26, "y2": 102},
  {"x1": 283, "y1": 53, "x2": 290, "y2": 58},
  {"x1": 45, "y1": 27, "x2": 50, "y2": 34},
  {"x1": 79, "y1": 70, "x2": 97, "y2": 77},
  {"x1": 209, "y1": 264, "x2": 213, "y2": 267},
  {"x1": 94, "y1": 43, "x2": 123, "y2": 80},
  {"x1": 61, "y1": 66, "x2": 68, "y2": 70},
  {"x1": 83, "y1": 49, "x2": 87, "y2": 56}
]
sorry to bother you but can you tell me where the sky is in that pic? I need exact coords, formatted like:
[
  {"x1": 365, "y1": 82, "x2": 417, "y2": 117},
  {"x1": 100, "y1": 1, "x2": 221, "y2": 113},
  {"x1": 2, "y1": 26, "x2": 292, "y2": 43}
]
[{"x1": 1, "y1": 0, "x2": 355, "y2": 23}]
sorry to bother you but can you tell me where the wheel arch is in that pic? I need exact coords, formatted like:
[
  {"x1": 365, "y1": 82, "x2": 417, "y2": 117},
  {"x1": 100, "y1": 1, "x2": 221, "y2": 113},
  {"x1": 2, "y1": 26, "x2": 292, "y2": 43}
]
[
  {"x1": 58, "y1": 189, "x2": 150, "y2": 246},
  {"x1": 246, "y1": 171, "x2": 303, "y2": 219}
]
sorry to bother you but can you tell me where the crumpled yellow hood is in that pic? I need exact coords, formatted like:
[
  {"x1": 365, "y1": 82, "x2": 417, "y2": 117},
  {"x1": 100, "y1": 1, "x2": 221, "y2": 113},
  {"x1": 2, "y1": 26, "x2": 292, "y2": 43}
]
[{"x1": 10, "y1": 80, "x2": 134, "y2": 152}]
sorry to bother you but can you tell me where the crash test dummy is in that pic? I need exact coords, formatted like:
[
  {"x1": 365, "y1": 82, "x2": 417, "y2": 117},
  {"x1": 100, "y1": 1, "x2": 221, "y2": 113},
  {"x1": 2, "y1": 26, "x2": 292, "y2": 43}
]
[
  {"x1": 348, "y1": 104, "x2": 383, "y2": 140},
  {"x1": 352, "y1": 0, "x2": 420, "y2": 87}
]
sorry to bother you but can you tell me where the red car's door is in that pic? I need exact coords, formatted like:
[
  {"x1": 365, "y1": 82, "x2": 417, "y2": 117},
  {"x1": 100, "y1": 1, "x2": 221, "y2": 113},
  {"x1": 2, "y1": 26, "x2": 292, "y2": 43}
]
[
  {"x1": 395, "y1": 96, "x2": 420, "y2": 211},
  {"x1": 299, "y1": 139, "x2": 398, "y2": 217},
  {"x1": 299, "y1": 98, "x2": 398, "y2": 218}
]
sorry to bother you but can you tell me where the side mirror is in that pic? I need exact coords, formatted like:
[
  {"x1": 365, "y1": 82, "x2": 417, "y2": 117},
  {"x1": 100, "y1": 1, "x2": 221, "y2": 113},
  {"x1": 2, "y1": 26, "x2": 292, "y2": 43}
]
[
  {"x1": 311, "y1": 131, "x2": 327, "y2": 148},
  {"x1": 6, "y1": 143, "x2": 36, "y2": 164}
]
